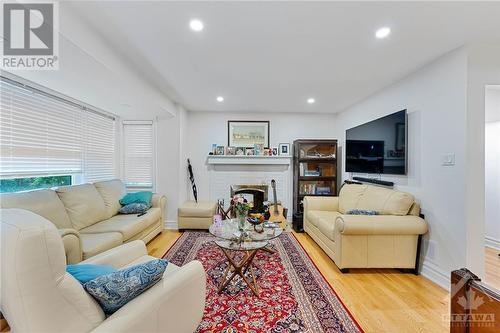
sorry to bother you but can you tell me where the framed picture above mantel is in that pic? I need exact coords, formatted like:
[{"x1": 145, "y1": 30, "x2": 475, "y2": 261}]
[{"x1": 228, "y1": 121, "x2": 270, "y2": 148}]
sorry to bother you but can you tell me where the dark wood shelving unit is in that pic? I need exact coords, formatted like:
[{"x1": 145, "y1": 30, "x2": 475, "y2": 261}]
[{"x1": 292, "y1": 139, "x2": 338, "y2": 232}]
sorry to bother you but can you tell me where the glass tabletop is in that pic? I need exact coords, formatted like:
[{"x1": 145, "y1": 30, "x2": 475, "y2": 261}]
[
  {"x1": 214, "y1": 239, "x2": 269, "y2": 251},
  {"x1": 209, "y1": 218, "x2": 283, "y2": 243}
]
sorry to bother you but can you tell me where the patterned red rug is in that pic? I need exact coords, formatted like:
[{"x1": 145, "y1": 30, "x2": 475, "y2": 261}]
[{"x1": 163, "y1": 231, "x2": 363, "y2": 333}]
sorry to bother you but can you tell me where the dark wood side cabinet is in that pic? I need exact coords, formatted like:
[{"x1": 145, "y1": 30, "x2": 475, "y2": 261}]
[{"x1": 292, "y1": 139, "x2": 338, "y2": 232}]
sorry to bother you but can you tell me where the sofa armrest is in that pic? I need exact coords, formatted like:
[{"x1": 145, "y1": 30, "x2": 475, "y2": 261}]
[
  {"x1": 90, "y1": 261, "x2": 206, "y2": 333},
  {"x1": 151, "y1": 193, "x2": 166, "y2": 222},
  {"x1": 303, "y1": 196, "x2": 339, "y2": 212},
  {"x1": 59, "y1": 228, "x2": 82, "y2": 264},
  {"x1": 80, "y1": 240, "x2": 147, "y2": 268},
  {"x1": 335, "y1": 215, "x2": 428, "y2": 235}
]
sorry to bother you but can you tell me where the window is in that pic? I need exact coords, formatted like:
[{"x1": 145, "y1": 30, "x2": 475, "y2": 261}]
[
  {"x1": 0, "y1": 75, "x2": 117, "y2": 192},
  {"x1": 122, "y1": 120, "x2": 154, "y2": 188},
  {"x1": 0, "y1": 175, "x2": 71, "y2": 193}
]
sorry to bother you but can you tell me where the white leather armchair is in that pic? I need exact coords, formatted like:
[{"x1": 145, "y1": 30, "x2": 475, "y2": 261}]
[{"x1": 0, "y1": 208, "x2": 206, "y2": 333}]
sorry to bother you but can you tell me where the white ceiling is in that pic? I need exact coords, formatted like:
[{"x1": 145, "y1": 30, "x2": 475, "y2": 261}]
[{"x1": 70, "y1": 1, "x2": 500, "y2": 114}]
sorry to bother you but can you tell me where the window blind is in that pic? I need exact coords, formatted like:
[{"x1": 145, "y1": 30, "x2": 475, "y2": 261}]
[
  {"x1": 122, "y1": 121, "x2": 154, "y2": 188},
  {"x1": 0, "y1": 76, "x2": 117, "y2": 182},
  {"x1": 83, "y1": 111, "x2": 116, "y2": 183}
]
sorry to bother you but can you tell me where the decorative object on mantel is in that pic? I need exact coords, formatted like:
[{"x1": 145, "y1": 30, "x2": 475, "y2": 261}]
[
  {"x1": 279, "y1": 143, "x2": 291, "y2": 156},
  {"x1": 187, "y1": 158, "x2": 198, "y2": 202},
  {"x1": 226, "y1": 146, "x2": 236, "y2": 155},
  {"x1": 228, "y1": 120, "x2": 270, "y2": 148},
  {"x1": 216, "y1": 146, "x2": 225, "y2": 155},
  {"x1": 272, "y1": 147, "x2": 278, "y2": 156},
  {"x1": 236, "y1": 147, "x2": 246, "y2": 155}
]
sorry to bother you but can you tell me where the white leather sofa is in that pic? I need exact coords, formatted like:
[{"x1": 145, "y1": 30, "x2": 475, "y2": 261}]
[
  {"x1": 0, "y1": 209, "x2": 206, "y2": 333},
  {"x1": 0, "y1": 179, "x2": 166, "y2": 263},
  {"x1": 304, "y1": 184, "x2": 428, "y2": 273}
]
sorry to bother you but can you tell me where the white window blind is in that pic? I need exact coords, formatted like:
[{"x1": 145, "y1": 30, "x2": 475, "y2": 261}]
[
  {"x1": 84, "y1": 111, "x2": 116, "y2": 183},
  {"x1": 0, "y1": 76, "x2": 117, "y2": 181},
  {"x1": 122, "y1": 120, "x2": 154, "y2": 188}
]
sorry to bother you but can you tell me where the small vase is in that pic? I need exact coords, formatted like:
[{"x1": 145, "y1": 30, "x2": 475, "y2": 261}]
[{"x1": 237, "y1": 212, "x2": 247, "y2": 231}]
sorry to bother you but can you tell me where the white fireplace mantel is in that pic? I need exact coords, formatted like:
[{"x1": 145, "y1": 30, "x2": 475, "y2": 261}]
[{"x1": 206, "y1": 155, "x2": 292, "y2": 165}]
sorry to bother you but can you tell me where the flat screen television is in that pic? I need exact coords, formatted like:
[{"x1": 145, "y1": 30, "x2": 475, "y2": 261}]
[{"x1": 345, "y1": 110, "x2": 407, "y2": 175}]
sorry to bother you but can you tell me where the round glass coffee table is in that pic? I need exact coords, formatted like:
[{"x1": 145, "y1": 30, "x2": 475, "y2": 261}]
[{"x1": 209, "y1": 219, "x2": 283, "y2": 296}]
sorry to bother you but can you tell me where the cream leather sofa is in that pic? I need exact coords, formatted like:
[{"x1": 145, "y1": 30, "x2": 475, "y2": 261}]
[
  {"x1": 304, "y1": 184, "x2": 427, "y2": 273},
  {"x1": 0, "y1": 179, "x2": 166, "y2": 263},
  {"x1": 0, "y1": 208, "x2": 206, "y2": 333}
]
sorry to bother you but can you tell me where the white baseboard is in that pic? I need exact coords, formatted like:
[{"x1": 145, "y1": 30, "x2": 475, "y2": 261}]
[
  {"x1": 420, "y1": 259, "x2": 450, "y2": 290},
  {"x1": 485, "y1": 236, "x2": 500, "y2": 250},
  {"x1": 164, "y1": 220, "x2": 178, "y2": 230}
]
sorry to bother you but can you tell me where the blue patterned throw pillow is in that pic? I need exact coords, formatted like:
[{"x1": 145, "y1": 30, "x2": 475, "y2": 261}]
[
  {"x1": 118, "y1": 202, "x2": 151, "y2": 214},
  {"x1": 346, "y1": 209, "x2": 379, "y2": 215},
  {"x1": 84, "y1": 259, "x2": 168, "y2": 314}
]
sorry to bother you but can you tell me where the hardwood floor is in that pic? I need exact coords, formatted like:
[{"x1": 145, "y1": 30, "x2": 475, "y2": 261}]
[
  {"x1": 148, "y1": 230, "x2": 450, "y2": 333},
  {"x1": 485, "y1": 246, "x2": 500, "y2": 291}
]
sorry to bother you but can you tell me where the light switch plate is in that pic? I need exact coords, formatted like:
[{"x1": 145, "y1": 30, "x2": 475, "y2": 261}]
[{"x1": 442, "y1": 153, "x2": 455, "y2": 166}]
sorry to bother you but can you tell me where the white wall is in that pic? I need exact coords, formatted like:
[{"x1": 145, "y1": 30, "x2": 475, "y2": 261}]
[
  {"x1": 184, "y1": 111, "x2": 336, "y2": 206},
  {"x1": 335, "y1": 48, "x2": 469, "y2": 288},
  {"x1": 485, "y1": 121, "x2": 500, "y2": 250},
  {"x1": 465, "y1": 45, "x2": 500, "y2": 276}
]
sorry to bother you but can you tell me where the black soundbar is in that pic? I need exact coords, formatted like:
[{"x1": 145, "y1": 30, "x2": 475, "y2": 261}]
[{"x1": 352, "y1": 177, "x2": 394, "y2": 187}]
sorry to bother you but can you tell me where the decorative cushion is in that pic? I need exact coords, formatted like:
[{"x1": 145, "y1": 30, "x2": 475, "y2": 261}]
[
  {"x1": 84, "y1": 259, "x2": 168, "y2": 314},
  {"x1": 119, "y1": 203, "x2": 151, "y2": 214},
  {"x1": 338, "y1": 184, "x2": 367, "y2": 214},
  {"x1": 356, "y1": 186, "x2": 414, "y2": 216},
  {"x1": 119, "y1": 192, "x2": 153, "y2": 206},
  {"x1": 67, "y1": 264, "x2": 117, "y2": 284},
  {"x1": 346, "y1": 209, "x2": 379, "y2": 215}
]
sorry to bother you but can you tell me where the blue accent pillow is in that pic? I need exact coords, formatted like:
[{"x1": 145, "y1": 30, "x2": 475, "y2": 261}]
[
  {"x1": 66, "y1": 264, "x2": 117, "y2": 284},
  {"x1": 119, "y1": 202, "x2": 151, "y2": 214},
  {"x1": 119, "y1": 191, "x2": 153, "y2": 206},
  {"x1": 83, "y1": 259, "x2": 168, "y2": 314},
  {"x1": 346, "y1": 209, "x2": 379, "y2": 215}
]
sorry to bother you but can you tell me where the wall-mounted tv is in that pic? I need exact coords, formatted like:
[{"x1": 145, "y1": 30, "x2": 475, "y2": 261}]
[{"x1": 345, "y1": 110, "x2": 407, "y2": 175}]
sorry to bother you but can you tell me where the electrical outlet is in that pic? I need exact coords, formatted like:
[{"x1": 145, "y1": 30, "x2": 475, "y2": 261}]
[{"x1": 442, "y1": 153, "x2": 455, "y2": 166}]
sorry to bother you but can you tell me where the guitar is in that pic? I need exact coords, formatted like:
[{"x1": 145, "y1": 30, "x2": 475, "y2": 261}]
[{"x1": 268, "y1": 179, "x2": 287, "y2": 229}]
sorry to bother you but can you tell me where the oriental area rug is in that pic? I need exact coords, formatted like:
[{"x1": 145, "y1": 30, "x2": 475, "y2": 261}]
[{"x1": 163, "y1": 231, "x2": 363, "y2": 333}]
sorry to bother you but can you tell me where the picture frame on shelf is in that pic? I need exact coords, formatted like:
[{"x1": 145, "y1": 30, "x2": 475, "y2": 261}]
[
  {"x1": 216, "y1": 146, "x2": 225, "y2": 155},
  {"x1": 272, "y1": 147, "x2": 278, "y2": 156},
  {"x1": 279, "y1": 143, "x2": 291, "y2": 156},
  {"x1": 226, "y1": 146, "x2": 236, "y2": 155},
  {"x1": 245, "y1": 148, "x2": 254, "y2": 156},
  {"x1": 235, "y1": 147, "x2": 246, "y2": 156},
  {"x1": 228, "y1": 120, "x2": 270, "y2": 148},
  {"x1": 254, "y1": 143, "x2": 264, "y2": 155}
]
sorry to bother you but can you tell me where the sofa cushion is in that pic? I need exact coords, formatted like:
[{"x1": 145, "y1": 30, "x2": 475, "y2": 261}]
[
  {"x1": 178, "y1": 200, "x2": 217, "y2": 218},
  {"x1": 80, "y1": 232, "x2": 123, "y2": 260},
  {"x1": 80, "y1": 207, "x2": 161, "y2": 241},
  {"x1": 56, "y1": 184, "x2": 107, "y2": 230},
  {"x1": 83, "y1": 259, "x2": 168, "y2": 315},
  {"x1": 0, "y1": 189, "x2": 73, "y2": 229},
  {"x1": 94, "y1": 179, "x2": 126, "y2": 219},
  {"x1": 338, "y1": 184, "x2": 367, "y2": 213},
  {"x1": 316, "y1": 217, "x2": 336, "y2": 241},
  {"x1": 306, "y1": 210, "x2": 340, "y2": 228},
  {"x1": 356, "y1": 186, "x2": 414, "y2": 216}
]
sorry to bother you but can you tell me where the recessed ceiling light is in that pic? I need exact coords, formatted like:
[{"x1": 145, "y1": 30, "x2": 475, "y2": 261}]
[
  {"x1": 307, "y1": 98, "x2": 315, "y2": 104},
  {"x1": 375, "y1": 27, "x2": 391, "y2": 39},
  {"x1": 189, "y1": 19, "x2": 204, "y2": 32},
  {"x1": 216, "y1": 96, "x2": 224, "y2": 102}
]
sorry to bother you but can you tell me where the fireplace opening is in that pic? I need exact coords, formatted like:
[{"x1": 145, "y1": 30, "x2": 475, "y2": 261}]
[{"x1": 231, "y1": 184, "x2": 268, "y2": 213}]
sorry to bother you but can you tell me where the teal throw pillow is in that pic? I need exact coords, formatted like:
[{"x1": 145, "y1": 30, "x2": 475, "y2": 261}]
[
  {"x1": 119, "y1": 191, "x2": 153, "y2": 206},
  {"x1": 119, "y1": 202, "x2": 151, "y2": 214},
  {"x1": 84, "y1": 259, "x2": 168, "y2": 314},
  {"x1": 67, "y1": 264, "x2": 117, "y2": 284}
]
